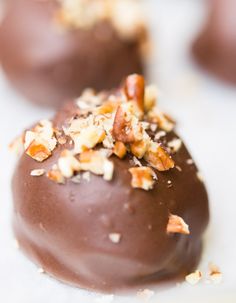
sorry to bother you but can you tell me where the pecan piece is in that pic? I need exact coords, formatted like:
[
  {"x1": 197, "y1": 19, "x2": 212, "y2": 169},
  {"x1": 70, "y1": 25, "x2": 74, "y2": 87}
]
[
  {"x1": 112, "y1": 106, "x2": 135, "y2": 143},
  {"x1": 167, "y1": 214, "x2": 190, "y2": 234},
  {"x1": 124, "y1": 74, "x2": 145, "y2": 112},
  {"x1": 26, "y1": 138, "x2": 51, "y2": 162},
  {"x1": 113, "y1": 141, "x2": 127, "y2": 159},
  {"x1": 144, "y1": 142, "x2": 175, "y2": 171},
  {"x1": 129, "y1": 166, "x2": 156, "y2": 190}
]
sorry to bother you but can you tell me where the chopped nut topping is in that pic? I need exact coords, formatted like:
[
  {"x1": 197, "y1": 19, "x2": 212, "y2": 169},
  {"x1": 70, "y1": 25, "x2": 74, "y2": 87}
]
[
  {"x1": 24, "y1": 120, "x2": 57, "y2": 162},
  {"x1": 130, "y1": 139, "x2": 149, "y2": 159},
  {"x1": 47, "y1": 167, "x2": 65, "y2": 184},
  {"x1": 112, "y1": 105, "x2": 136, "y2": 143},
  {"x1": 113, "y1": 141, "x2": 127, "y2": 159},
  {"x1": 26, "y1": 138, "x2": 52, "y2": 162},
  {"x1": 109, "y1": 233, "x2": 121, "y2": 244},
  {"x1": 30, "y1": 169, "x2": 45, "y2": 177},
  {"x1": 209, "y1": 263, "x2": 222, "y2": 284},
  {"x1": 58, "y1": 149, "x2": 80, "y2": 178},
  {"x1": 144, "y1": 142, "x2": 175, "y2": 171},
  {"x1": 124, "y1": 74, "x2": 145, "y2": 113},
  {"x1": 186, "y1": 158, "x2": 194, "y2": 165},
  {"x1": 167, "y1": 214, "x2": 190, "y2": 234},
  {"x1": 167, "y1": 138, "x2": 182, "y2": 153},
  {"x1": 18, "y1": 75, "x2": 179, "y2": 191},
  {"x1": 185, "y1": 270, "x2": 202, "y2": 285},
  {"x1": 129, "y1": 167, "x2": 156, "y2": 190},
  {"x1": 57, "y1": 0, "x2": 147, "y2": 44},
  {"x1": 38, "y1": 268, "x2": 45, "y2": 274},
  {"x1": 80, "y1": 150, "x2": 114, "y2": 180}
]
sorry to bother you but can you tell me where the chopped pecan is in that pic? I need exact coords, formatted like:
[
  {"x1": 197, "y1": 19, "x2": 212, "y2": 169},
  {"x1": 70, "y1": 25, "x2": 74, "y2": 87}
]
[
  {"x1": 144, "y1": 142, "x2": 175, "y2": 171},
  {"x1": 47, "y1": 167, "x2": 65, "y2": 184},
  {"x1": 129, "y1": 166, "x2": 156, "y2": 190},
  {"x1": 112, "y1": 106, "x2": 135, "y2": 143},
  {"x1": 113, "y1": 141, "x2": 127, "y2": 159},
  {"x1": 167, "y1": 214, "x2": 190, "y2": 235},
  {"x1": 79, "y1": 150, "x2": 114, "y2": 181},
  {"x1": 124, "y1": 74, "x2": 145, "y2": 112},
  {"x1": 185, "y1": 270, "x2": 202, "y2": 285},
  {"x1": 130, "y1": 139, "x2": 149, "y2": 159},
  {"x1": 58, "y1": 149, "x2": 80, "y2": 178},
  {"x1": 26, "y1": 138, "x2": 51, "y2": 162}
]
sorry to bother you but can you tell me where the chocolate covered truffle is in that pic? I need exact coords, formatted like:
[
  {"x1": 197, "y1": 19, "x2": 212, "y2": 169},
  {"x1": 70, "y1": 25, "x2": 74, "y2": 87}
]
[
  {"x1": 12, "y1": 75, "x2": 209, "y2": 292},
  {"x1": 0, "y1": 0, "x2": 148, "y2": 107},
  {"x1": 192, "y1": 0, "x2": 236, "y2": 85}
]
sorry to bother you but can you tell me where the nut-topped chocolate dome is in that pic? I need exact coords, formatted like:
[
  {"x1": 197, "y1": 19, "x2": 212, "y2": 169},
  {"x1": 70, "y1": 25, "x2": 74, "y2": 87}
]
[
  {"x1": 0, "y1": 0, "x2": 148, "y2": 107},
  {"x1": 11, "y1": 75, "x2": 209, "y2": 292}
]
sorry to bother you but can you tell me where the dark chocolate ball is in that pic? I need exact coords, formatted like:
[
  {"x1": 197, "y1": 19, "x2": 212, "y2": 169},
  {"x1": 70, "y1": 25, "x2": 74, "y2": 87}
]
[
  {"x1": 11, "y1": 81, "x2": 209, "y2": 292},
  {"x1": 192, "y1": 0, "x2": 236, "y2": 85},
  {"x1": 0, "y1": 0, "x2": 146, "y2": 107}
]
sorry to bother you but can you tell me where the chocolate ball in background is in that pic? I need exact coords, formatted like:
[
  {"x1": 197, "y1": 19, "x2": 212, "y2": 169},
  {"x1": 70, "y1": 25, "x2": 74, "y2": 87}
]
[
  {"x1": 12, "y1": 75, "x2": 209, "y2": 292},
  {"x1": 192, "y1": 0, "x2": 236, "y2": 85},
  {"x1": 0, "y1": 0, "x2": 148, "y2": 107}
]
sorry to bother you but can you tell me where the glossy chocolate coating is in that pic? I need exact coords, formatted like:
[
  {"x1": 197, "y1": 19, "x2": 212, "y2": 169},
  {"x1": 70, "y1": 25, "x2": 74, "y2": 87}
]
[
  {"x1": 0, "y1": 0, "x2": 144, "y2": 107},
  {"x1": 192, "y1": 0, "x2": 236, "y2": 85},
  {"x1": 12, "y1": 104, "x2": 209, "y2": 292}
]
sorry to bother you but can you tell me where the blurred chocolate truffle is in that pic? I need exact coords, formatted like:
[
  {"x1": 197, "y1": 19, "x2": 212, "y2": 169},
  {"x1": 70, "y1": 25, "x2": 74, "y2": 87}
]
[
  {"x1": 0, "y1": 0, "x2": 148, "y2": 107},
  {"x1": 12, "y1": 75, "x2": 209, "y2": 292},
  {"x1": 192, "y1": 0, "x2": 236, "y2": 85}
]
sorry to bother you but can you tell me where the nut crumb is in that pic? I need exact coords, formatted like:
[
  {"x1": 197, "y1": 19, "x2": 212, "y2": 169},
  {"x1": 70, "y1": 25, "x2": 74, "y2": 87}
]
[
  {"x1": 185, "y1": 270, "x2": 202, "y2": 285},
  {"x1": 129, "y1": 167, "x2": 156, "y2": 190},
  {"x1": 209, "y1": 263, "x2": 222, "y2": 284},
  {"x1": 30, "y1": 169, "x2": 45, "y2": 177},
  {"x1": 82, "y1": 171, "x2": 91, "y2": 182},
  {"x1": 167, "y1": 214, "x2": 190, "y2": 235},
  {"x1": 167, "y1": 138, "x2": 182, "y2": 153},
  {"x1": 109, "y1": 233, "x2": 121, "y2": 244},
  {"x1": 186, "y1": 159, "x2": 194, "y2": 165}
]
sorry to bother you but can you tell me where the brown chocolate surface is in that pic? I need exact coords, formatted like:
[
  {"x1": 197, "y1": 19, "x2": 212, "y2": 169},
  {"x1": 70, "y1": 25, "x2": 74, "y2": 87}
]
[
  {"x1": 0, "y1": 0, "x2": 145, "y2": 107},
  {"x1": 192, "y1": 0, "x2": 236, "y2": 85},
  {"x1": 12, "y1": 96, "x2": 209, "y2": 292}
]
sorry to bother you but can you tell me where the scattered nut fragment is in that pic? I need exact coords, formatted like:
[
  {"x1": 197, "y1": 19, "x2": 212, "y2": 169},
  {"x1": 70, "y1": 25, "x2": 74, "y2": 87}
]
[
  {"x1": 113, "y1": 141, "x2": 127, "y2": 159},
  {"x1": 82, "y1": 171, "x2": 91, "y2": 182},
  {"x1": 24, "y1": 120, "x2": 57, "y2": 162},
  {"x1": 185, "y1": 270, "x2": 202, "y2": 285},
  {"x1": 144, "y1": 142, "x2": 175, "y2": 171},
  {"x1": 167, "y1": 138, "x2": 182, "y2": 153},
  {"x1": 130, "y1": 139, "x2": 149, "y2": 159},
  {"x1": 58, "y1": 149, "x2": 80, "y2": 178},
  {"x1": 72, "y1": 125, "x2": 105, "y2": 154},
  {"x1": 129, "y1": 167, "x2": 156, "y2": 190},
  {"x1": 124, "y1": 74, "x2": 145, "y2": 112},
  {"x1": 26, "y1": 137, "x2": 52, "y2": 162},
  {"x1": 148, "y1": 108, "x2": 175, "y2": 132},
  {"x1": 167, "y1": 214, "x2": 190, "y2": 235},
  {"x1": 30, "y1": 169, "x2": 45, "y2": 177},
  {"x1": 112, "y1": 105, "x2": 135, "y2": 143},
  {"x1": 154, "y1": 130, "x2": 166, "y2": 141},
  {"x1": 109, "y1": 233, "x2": 121, "y2": 244},
  {"x1": 137, "y1": 289, "x2": 154, "y2": 301},
  {"x1": 209, "y1": 263, "x2": 222, "y2": 284},
  {"x1": 186, "y1": 158, "x2": 194, "y2": 165},
  {"x1": 80, "y1": 150, "x2": 114, "y2": 181},
  {"x1": 47, "y1": 166, "x2": 65, "y2": 184}
]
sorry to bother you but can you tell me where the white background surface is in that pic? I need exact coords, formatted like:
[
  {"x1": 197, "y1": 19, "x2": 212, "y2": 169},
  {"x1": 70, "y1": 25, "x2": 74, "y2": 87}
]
[{"x1": 0, "y1": 0, "x2": 236, "y2": 302}]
